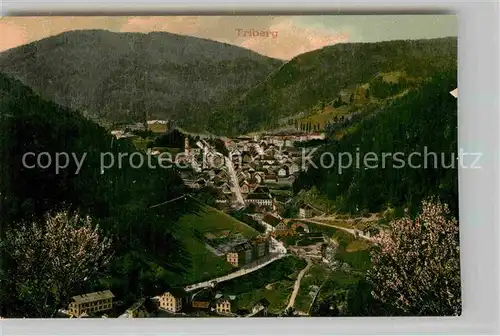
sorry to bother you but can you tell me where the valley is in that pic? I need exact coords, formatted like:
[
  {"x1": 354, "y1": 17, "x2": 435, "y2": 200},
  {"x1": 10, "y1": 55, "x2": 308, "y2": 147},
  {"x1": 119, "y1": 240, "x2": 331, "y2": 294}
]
[{"x1": 0, "y1": 22, "x2": 460, "y2": 319}]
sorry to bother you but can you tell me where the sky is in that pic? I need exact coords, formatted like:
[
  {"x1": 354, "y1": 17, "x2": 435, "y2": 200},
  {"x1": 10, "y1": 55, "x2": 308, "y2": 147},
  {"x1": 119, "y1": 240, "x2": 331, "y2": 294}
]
[{"x1": 0, "y1": 15, "x2": 456, "y2": 60}]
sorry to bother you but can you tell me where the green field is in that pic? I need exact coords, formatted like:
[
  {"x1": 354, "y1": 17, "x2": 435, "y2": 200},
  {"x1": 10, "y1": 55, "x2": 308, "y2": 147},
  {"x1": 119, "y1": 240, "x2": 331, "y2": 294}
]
[
  {"x1": 98, "y1": 199, "x2": 261, "y2": 303},
  {"x1": 132, "y1": 138, "x2": 151, "y2": 151},
  {"x1": 294, "y1": 264, "x2": 331, "y2": 313},
  {"x1": 168, "y1": 201, "x2": 259, "y2": 285},
  {"x1": 307, "y1": 222, "x2": 354, "y2": 247},
  {"x1": 236, "y1": 280, "x2": 295, "y2": 314}
]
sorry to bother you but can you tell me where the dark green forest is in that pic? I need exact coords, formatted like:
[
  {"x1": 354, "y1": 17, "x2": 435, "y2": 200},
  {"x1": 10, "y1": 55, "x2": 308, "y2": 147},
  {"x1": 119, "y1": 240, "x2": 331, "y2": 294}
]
[
  {"x1": 0, "y1": 30, "x2": 282, "y2": 131},
  {"x1": 208, "y1": 37, "x2": 457, "y2": 135},
  {"x1": 0, "y1": 73, "x2": 194, "y2": 315},
  {"x1": 293, "y1": 70, "x2": 458, "y2": 217}
]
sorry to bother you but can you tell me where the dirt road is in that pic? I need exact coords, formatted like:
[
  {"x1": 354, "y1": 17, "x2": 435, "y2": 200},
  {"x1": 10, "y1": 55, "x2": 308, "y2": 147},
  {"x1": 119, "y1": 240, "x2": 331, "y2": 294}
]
[
  {"x1": 285, "y1": 258, "x2": 312, "y2": 310},
  {"x1": 299, "y1": 218, "x2": 376, "y2": 242}
]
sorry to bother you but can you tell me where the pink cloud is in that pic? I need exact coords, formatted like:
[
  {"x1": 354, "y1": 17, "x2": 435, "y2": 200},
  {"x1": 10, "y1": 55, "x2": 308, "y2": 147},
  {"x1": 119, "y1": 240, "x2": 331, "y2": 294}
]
[
  {"x1": 239, "y1": 20, "x2": 349, "y2": 59},
  {"x1": 120, "y1": 16, "x2": 201, "y2": 36},
  {"x1": 0, "y1": 21, "x2": 29, "y2": 52},
  {"x1": 0, "y1": 16, "x2": 349, "y2": 59}
]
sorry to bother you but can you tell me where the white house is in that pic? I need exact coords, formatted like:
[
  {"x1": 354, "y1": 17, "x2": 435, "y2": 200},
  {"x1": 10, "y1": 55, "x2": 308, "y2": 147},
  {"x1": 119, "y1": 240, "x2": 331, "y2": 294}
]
[
  {"x1": 245, "y1": 193, "x2": 273, "y2": 207},
  {"x1": 277, "y1": 167, "x2": 289, "y2": 177}
]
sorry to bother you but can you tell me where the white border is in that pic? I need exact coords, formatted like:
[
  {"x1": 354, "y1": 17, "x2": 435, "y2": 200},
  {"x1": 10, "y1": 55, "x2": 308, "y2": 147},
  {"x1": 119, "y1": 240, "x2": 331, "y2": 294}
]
[{"x1": 1, "y1": 1, "x2": 499, "y2": 335}]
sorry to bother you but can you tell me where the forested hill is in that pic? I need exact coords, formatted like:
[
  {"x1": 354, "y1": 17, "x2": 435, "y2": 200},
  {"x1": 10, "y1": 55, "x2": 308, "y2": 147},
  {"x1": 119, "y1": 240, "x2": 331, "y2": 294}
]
[
  {"x1": 0, "y1": 72, "x2": 190, "y2": 263},
  {"x1": 293, "y1": 70, "x2": 458, "y2": 217},
  {"x1": 0, "y1": 29, "x2": 282, "y2": 131},
  {"x1": 208, "y1": 37, "x2": 457, "y2": 135}
]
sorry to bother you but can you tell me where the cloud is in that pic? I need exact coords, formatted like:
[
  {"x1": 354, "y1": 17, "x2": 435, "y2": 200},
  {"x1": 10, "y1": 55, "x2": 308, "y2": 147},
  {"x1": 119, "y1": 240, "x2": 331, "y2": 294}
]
[
  {"x1": 0, "y1": 17, "x2": 129, "y2": 52},
  {"x1": 118, "y1": 16, "x2": 348, "y2": 59},
  {"x1": 0, "y1": 20, "x2": 29, "y2": 52},
  {"x1": 238, "y1": 19, "x2": 349, "y2": 59},
  {"x1": 119, "y1": 16, "x2": 201, "y2": 35},
  {"x1": 1, "y1": 16, "x2": 348, "y2": 59}
]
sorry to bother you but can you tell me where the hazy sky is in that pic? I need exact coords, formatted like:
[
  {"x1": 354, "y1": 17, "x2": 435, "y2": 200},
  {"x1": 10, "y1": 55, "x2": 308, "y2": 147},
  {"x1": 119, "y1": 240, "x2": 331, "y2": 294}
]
[{"x1": 0, "y1": 15, "x2": 456, "y2": 60}]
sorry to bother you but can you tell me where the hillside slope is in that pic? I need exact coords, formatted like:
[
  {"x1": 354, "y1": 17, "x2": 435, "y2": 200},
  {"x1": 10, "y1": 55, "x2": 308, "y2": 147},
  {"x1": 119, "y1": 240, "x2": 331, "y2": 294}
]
[
  {"x1": 0, "y1": 73, "x2": 191, "y2": 309},
  {"x1": 0, "y1": 29, "x2": 282, "y2": 130},
  {"x1": 293, "y1": 70, "x2": 458, "y2": 217},
  {"x1": 208, "y1": 37, "x2": 457, "y2": 135}
]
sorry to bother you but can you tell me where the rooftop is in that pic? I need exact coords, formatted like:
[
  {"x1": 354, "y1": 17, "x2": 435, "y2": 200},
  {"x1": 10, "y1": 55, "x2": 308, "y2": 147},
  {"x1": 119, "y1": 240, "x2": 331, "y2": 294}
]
[
  {"x1": 165, "y1": 287, "x2": 188, "y2": 298},
  {"x1": 215, "y1": 293, "x2": 237, "y2": 302},
  {"x1": 230, "y1": 242, "x2": 253, "y2": 252},
  {"x1": 246, "y1": 193, "x2": 272, "y2": 200},
  {"x1": 126, "y1": 298, "x2": 146, "y2": 312},
  {"x1": 192, "y1": 288, "x2": 214, "y2": 302},
  {"x1": 262, "y1": 214, "x2": 282, "y2": 227}
]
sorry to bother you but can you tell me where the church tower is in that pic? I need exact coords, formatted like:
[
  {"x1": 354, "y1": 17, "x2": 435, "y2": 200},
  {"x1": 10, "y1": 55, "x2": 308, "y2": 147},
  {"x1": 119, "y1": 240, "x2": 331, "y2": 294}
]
[{"x1": 184, "y1": 137, "x2": 190, "y2": 156}]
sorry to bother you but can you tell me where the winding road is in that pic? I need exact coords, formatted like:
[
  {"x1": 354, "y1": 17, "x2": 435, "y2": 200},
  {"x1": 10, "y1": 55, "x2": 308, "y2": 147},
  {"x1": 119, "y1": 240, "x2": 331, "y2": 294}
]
[
  {"x1": 299, "y1": 218, "x2": 376, "y2": 242},
  {"x1": 285, "y1": 258, "x2": 312, "y2": 310},
  {"x1": 184, "y1": 253, "x2": 288, "y2": 292}
]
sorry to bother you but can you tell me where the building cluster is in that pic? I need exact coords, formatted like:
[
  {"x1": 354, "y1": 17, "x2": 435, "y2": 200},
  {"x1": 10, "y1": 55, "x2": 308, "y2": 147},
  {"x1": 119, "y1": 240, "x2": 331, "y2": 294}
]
[
  {"x1": 156, "y1": 288, "x2": 271, "y2": 317},
  {"x1": 67, "y1": 290, "x2": 115, "y2": 317},
  {"x1": 110, "y1": 119, "x2": 170, "y2": 139},
  {"x1": 225, "y1": 235, "x2": 270, "y2": 268},
  {"x1": 179, "y1": 133, "x2": 323, "y2": 212},
  {"x1": 158, "y1": 288, "x2": 271, "y2": 317},
  {"x1": 66, "y1": 287, "x2": 272, "y2": 318}
]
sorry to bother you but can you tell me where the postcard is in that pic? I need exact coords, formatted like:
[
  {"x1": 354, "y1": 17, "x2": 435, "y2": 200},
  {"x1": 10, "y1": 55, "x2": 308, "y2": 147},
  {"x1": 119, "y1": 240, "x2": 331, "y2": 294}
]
[{"x1": 0, "y1": 15, "x2": 459, "y2": 318}]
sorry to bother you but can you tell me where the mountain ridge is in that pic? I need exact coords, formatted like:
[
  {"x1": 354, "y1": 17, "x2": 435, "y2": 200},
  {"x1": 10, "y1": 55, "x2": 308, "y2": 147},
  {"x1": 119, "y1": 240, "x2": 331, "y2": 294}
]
[
  {"x1": 0, "y1": 29, "x2": 283, "y2": 131},
  {"x1": 208, "y1": 37, "x2": 457, "y2": 135}
]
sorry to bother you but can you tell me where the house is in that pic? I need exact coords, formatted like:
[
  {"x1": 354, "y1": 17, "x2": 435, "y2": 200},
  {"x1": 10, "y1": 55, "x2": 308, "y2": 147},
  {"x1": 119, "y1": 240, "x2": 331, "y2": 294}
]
[
  {"x1": 253, "y1": 173, "x2": 263, "y2": 184},
  {"x1": 262, "y1": 155, "x2": 276, "y2": 165},
  {"x1": 245, "y1": 193, "x2": 273, "y2": 207},
  {"x1": 241, "y1": 152, "x2": 253, "y2": 164},
  {"x1": 229, "y1": 149, "x2": 242, "y2": 163},
  {"x1": 253, "y1": 186, "x2": 270, "y2": 194},
  {"x1": 288, "y1": 162, "x2": 301, "y2": 175},
  {"x1": 68, "y1": 290, "x2": 114, "y2": 317},
  {"x1": 239, "y1": 180, "x2": 251, "y2": 194},
  {"x1": 111, "y1": 130, "x2": 125, "y2": 139},
  {"x1": 195, "y1": 177, "x2": 207, "y2": 188},
  {"x1": 262, "y1": 214, "x2": 283, "y2": 231},
  {"x1": 119, "y1": 298, "x2": 151, "y2": 318},
  {"x1": 299, "y1": 204, "x2": 315, "y2": 218},
  {"x1": 191, "y1": 289, "x2": 214, "y2": 310},
  {"x1": 237, "y1": 172, "x2": 250, "y2": 184},
  {"x1": 215, "y1": 294, "x2": 237, "y2": 315},
  {"x1": 226, "y1": 242, "x2": 253, "y2": 267},
  {"x1": 147, "y1": 120, "x2": 168, "y2": 125},
  {"x1": 248, "y1": 146, "x2": 260, "y2": 158},
  {"x1": 215, "y1": 193, "x2": 231, "y2": 204},
  {"x1": 277, "y1": 167, "x2": 289, "y2": 177},
  {"x1": 307, "y1": 132, "x2": 325, "y2": 140},
  {"x1": 339, "y1": 89, "x2": 351, "y2": 104},
  {"x1": 209, "y1": 154, "x2": 225, "y2": 168},
  {"x1": 254, "y1": 170, "x2": 266, "y2": 179},
  {"x1": 216, "y1": 169, "x2": 228, "y2": 179},
  {"x1": 159, "y1": 288, "x2": 189, "y2": 313},
  {"x1": 264, "y1": 175, "x2": 278, "y2": 184},
  {"x1": 220, "y1": 182, "x2": 232, "y2": 194},
  {"x1": 275, "y1": 221, "x2": 289, "y2": 233},
  {"x1": 249, "y1": 235, "x2": 270, "y2": 259},
  {"x1": 191, "y1": 148, "x2": 202, "y2": 156},
  {"x1": 252, "y1": 298, "x2": 271, "y2": 315},
  {"x1": 291, "y1": 222, "x2": 310, "y2": 233},
  {"x1": 262, "y1": 213, "x2": 283, "y2": 229}
]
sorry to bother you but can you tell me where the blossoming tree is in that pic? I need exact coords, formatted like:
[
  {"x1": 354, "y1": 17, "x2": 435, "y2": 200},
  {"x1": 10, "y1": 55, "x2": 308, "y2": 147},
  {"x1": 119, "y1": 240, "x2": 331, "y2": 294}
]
[
  {"x1": 3, "y1": 210, "x2": 112, "y2": 317},
  {"x1": 368, "y1": 199, "x2": 461, "y2": 316}
]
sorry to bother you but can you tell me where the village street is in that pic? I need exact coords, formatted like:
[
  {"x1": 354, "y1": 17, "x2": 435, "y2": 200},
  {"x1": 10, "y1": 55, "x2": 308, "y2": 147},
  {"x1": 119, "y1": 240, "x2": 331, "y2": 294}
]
[{"x1": 184, "y1": 252, "x2": 289, "y2": 292}]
